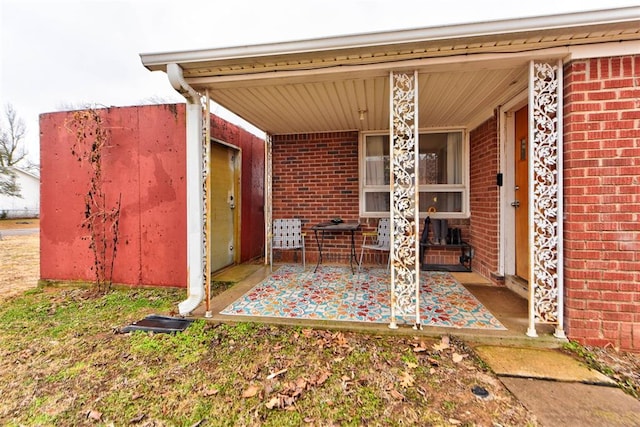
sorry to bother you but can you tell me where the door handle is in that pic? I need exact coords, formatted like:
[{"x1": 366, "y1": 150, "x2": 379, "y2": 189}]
[{"x1": 510, "y1": 200, "x2": 520, "y2": 208}]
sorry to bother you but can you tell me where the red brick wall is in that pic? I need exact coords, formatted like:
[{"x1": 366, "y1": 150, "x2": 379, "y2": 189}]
[
  {"x1": 272, "y1": 132, "x2": 359, "y2": 263},
  {"x1": 469, "y1": 113, "x2": 501, "y2": 282},
  {"x1": 563, "y1": 55, "x2": 640, "y2": 351},
  {"x1": 40, "y1": 104, "x2": 265, "y2": 288},
  {"x1": 271, "y1": 131, "x2": 475, "y2": 268}
]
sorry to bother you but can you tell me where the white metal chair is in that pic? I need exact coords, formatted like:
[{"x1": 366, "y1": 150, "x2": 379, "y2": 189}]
[
  {"x1": 270, "y1": 219, "x2": 306, "y2": 272},
  {"x1": 358, "y1": 218, "x2": 390, "y2": 274}
]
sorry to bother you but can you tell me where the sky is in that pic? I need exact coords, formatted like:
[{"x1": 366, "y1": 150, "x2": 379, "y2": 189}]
[{"x1": 1, "y1": 0, "x2": 639, "y2": 165}]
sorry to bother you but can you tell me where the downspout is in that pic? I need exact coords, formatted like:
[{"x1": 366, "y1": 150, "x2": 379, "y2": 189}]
[{"x1": 167, "y1": 63, "x2": 205, "y2": 316}]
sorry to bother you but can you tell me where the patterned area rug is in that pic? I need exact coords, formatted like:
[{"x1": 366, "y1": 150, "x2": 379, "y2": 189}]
[{"x1": 221, "y1": 265, "x2": 505, "y2": 330}]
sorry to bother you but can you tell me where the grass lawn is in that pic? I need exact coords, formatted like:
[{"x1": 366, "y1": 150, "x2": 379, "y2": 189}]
[{"x1": 0, "y1": 286, "x2": 537, "y2": 426}]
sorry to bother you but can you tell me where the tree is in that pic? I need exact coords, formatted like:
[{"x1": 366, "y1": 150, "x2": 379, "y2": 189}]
[
  {"x1": 0, "y1": 104, "x2": 28, "y2": 167},
  {"x1": 0, "y1": 165, "x2": 20, "y2": 197},
  {"x1": 0, "y1": 104, "x2": 28, "y2": 197}
]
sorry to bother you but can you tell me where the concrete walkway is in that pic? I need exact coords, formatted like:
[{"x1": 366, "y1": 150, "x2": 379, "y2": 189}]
[{"x1": 474, "y1": 346, "x2": 640, "y2": 426}]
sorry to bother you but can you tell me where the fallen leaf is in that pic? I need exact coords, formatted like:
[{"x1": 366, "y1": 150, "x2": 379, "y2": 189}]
[
  {"x1": 333, "y1": 332, "x2": 349, "y2": 347},
  {"x1": 448, "y1": 418, "x2": 462, "y2": 425},
  {"x1": 87, "y1": 410, "x2": 102, "y2": 421},
  {"x1": 433, "y1": 336, "x2": 450, "y2": 351},
  {"x1": 452, "y1": 353, "x2": 465, "y2": 363},
  {"x1": 432, "y1": 342, "x2": 449, "y2": 351},
  {"x1": 265, "y1": 396, "x2": 280, "y2": 409},
  {"x1": 203, "y1": 388, "x2": 219, "y2": 397},
  {"x1": 295, "y1": 377, "x2": 307, "y2": 390},
  {"x1": 405, "y1": 361, "x2": 418, "y2": 369},
  {"x1": 242, "y1": 384, "x2": 260, "y2": 398},
  {"x1": 412, "y1": 340, "x2": 428, "y2": 352},
  {"x1": 390, "y1": 388, "x2": 405, "y2": 400},
  {"x1": 400, "y1": 371, "x2": 414, "y2": 387},
  {"x1": 315, "y1": 370, "x2": 330, "y2": 385}
]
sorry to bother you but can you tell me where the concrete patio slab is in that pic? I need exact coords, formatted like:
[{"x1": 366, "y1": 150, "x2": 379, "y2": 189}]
[
  {"x1": 474, "y1": 345, "x2": 615, "y2": 384},
  {"x1": 212, "y1": 264, "x2": 262, "y2": 283},
  {"x1": 501, "y1": 377, "x2": 640, "y2": 427}
]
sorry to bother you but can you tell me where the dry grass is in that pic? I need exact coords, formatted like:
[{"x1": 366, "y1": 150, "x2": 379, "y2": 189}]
[
  {"x1": 0, "y1": 233, "x2": 39, "y2": 301},
  {"x1": 0, "y1": 218, "x2": 39, "y2": 230}
]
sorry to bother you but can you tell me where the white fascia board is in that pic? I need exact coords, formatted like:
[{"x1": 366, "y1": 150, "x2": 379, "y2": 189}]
[
  {"x1": 567, "y1": 39, "x2": 640, "y2": 60},
  {"x1": 140, "y1": 6, "x2": 640, "y2": 68}
]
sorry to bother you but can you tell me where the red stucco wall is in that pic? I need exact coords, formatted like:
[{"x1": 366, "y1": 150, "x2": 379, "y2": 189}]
[
  {"x1": 210, "y1": 115, "x2": 265, "y2": 262},
  {"x1": 563, "y1": 55, "x2": 640, "y2": 352},
  {"x1": 40, "y1": 104, "x2": 264, "y2": 288}
]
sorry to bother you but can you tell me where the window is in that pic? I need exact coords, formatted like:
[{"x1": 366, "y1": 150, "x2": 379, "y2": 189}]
[{"x1": 360, "y1": 130, "x2": 468, "y2": 218}]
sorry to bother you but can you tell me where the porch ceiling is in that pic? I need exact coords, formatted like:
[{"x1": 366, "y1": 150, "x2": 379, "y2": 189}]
[
  {"x1": 141, "y1": 6, "x2": 640, "y2": 134},
  {"x1": 203, "y1": 64, "x2": 530, "y2": 133}
]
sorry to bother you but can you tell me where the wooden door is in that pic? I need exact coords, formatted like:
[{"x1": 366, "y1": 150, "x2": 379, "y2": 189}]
[
  {"x1": 514, "y1": 106, "x2": 529, "y2": 281},
  {"x1": 210, "y1": 143, "x2": 238, "y2": 272}
]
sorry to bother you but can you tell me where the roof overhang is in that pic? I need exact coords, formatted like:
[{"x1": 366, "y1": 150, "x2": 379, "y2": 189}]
[{"x1": 141, "y1": 7, "x2": 640, "y2": 134}]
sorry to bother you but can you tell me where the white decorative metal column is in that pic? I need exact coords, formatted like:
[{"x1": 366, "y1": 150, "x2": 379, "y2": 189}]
[
  {"x1": 527, "y1": 59, "x2": 565, "y2": 339},
  {"x1": 264, "y1": 134, "x2": 273, "y2": 265},
  {"x1": 389, "y1": 71, "x2": 421, "y2": 329},
  {"x1": 201, "y1": 91, "x2": 212, "y2": 317}
]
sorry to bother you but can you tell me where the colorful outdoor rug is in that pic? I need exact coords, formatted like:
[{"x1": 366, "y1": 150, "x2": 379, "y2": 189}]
[{"x1": 220, "y1": 265, "x2": 505, "y2": 330}]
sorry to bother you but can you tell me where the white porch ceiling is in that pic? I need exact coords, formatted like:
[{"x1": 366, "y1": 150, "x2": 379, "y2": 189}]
[
  {"x1": 205, "y1": 65, "x2": 529, "y2": 134},
  {"x1": 141, "y1": 6, "x2": 640, "y2": 135}
]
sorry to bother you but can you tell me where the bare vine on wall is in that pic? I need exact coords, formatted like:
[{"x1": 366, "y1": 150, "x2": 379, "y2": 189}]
[{"x1": 66, "y1": 110, "x2": 122, "y2": 293}]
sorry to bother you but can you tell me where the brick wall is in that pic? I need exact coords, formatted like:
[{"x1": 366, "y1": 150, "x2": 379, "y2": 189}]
[
  {"x1": 563, "y1": 55, "x2": 640, "y2": 351},
  {"x1": 469, "y1": 113, "x2": 501, "y2": 282},
  {"x1": 272, "y1": 131, "x2": 476, "y2": 268},
  {"x1": 272, "y1": 132, "x2": 360, "y2": 264}
]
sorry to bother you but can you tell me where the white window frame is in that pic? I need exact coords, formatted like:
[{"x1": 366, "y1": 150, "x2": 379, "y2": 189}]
[{"x1": 359, "y1": 129, "x2": 470, "y2": 219}]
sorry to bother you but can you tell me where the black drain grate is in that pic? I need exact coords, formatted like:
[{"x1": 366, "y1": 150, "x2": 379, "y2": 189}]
[{"x1": 121, "y1": 315, "x2": 193, "y2": 334}]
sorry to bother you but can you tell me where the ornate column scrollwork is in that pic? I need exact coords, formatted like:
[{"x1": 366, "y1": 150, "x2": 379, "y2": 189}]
[
  {"x1": 265, "y1": 134, "x2": 273, "y2": 265},
  {"x1": 528, "y1": 60, "x2": 565, "y2": 338},
  {"x1": 389, "y1": 71, "x2": 421, "y2": 329},
  {"x1": 201, "y1": 91, "x2": 212, "y2": 316}
]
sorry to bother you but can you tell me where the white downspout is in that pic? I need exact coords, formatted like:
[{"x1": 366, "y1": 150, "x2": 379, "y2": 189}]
[{"x1": 167, "y1": 63, "x2": 205, "y2": 316}]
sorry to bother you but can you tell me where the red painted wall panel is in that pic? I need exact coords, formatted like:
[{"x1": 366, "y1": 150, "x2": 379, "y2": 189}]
[
  {"x1": 209, "y1": 115, "x2": 265, "y2": 262},
  {"x1": 40, "y1": 104, "x2": 264, "y2": 288}
]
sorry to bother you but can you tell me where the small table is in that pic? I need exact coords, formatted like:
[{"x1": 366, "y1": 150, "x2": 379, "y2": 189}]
[{"x1": 311, "y1": 222, "x2": 361, "y2": 273}]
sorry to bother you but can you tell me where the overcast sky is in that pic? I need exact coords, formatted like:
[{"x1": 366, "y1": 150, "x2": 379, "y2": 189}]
[{"x1": 1, "y1": 0, "x2": 638, "y2": 164}]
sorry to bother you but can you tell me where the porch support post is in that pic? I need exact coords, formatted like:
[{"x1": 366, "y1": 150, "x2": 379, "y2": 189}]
[
  {"x1": 202, "y1": 91, "x2": 212, "y2": 317},
  {"x1": 389, "y1": 70, "x2": 421, "y2": 330},
  {"x1": 264, "y1": 134, "x2": 273, "y2": 265},
  {"x1": 527, "y1": 59, "x2": 565, "y2": 338}
]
